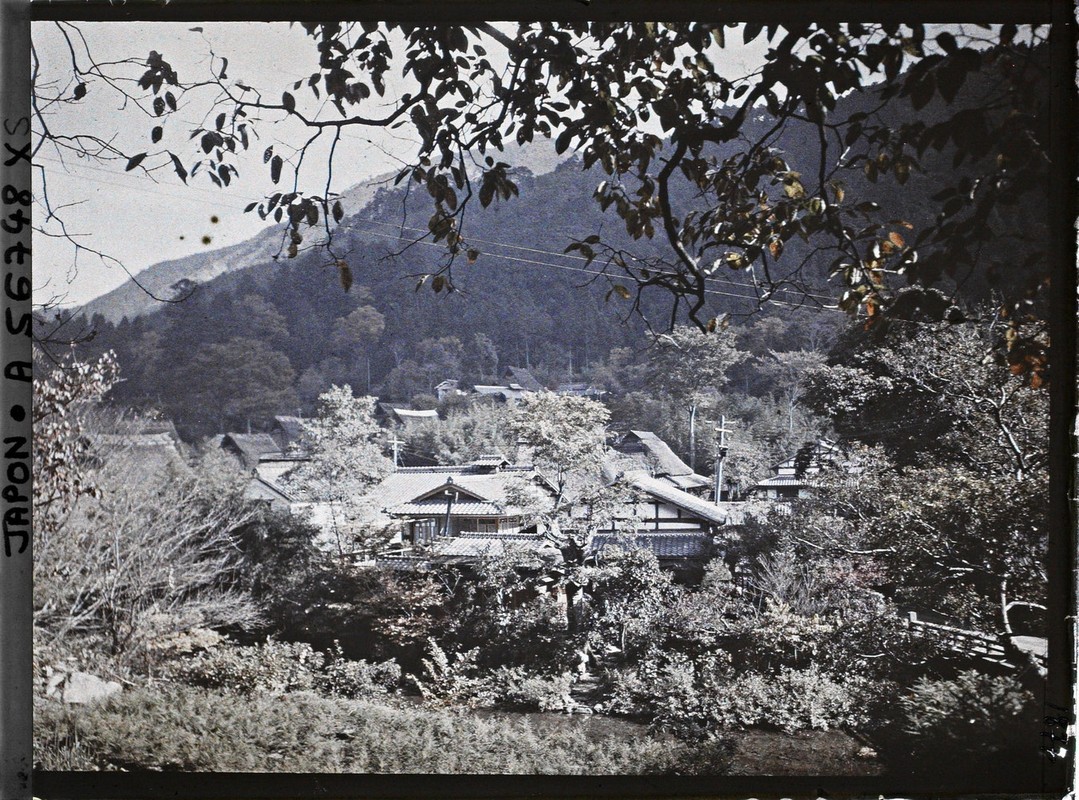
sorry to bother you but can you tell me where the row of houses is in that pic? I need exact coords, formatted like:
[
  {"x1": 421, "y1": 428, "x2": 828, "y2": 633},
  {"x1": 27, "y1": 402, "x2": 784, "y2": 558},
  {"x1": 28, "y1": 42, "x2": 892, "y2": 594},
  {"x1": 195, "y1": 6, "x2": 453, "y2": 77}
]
[
  {"x1": 378, "y1": 366, "x2": 606, "y2": 427},
  {"x1": 216, "y1": 403, "x2": 842, "y2": 580}
]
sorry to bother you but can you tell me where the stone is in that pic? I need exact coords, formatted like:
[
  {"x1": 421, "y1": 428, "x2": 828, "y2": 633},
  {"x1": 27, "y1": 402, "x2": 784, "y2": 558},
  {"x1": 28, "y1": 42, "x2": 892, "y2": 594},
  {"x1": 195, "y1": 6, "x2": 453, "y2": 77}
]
[{"x1": 46, "y1": 670, "x2": 122, "y2": 704}]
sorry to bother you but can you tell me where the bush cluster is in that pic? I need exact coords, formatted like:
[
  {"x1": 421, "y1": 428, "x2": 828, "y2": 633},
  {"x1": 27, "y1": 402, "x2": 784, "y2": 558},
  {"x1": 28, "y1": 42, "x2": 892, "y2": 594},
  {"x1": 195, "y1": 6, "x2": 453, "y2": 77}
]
[
  {"x1": 167, "y1": 638, "x2": 400, "y2": 699},
  {"x1": 317, "y1": 642, "x2": 401, "y2": 698},
  {"x1": 488, "y1": 667, "x2": 575, "y2": 713},
  {"x1": 609, "y1": 655, "x2": 871, "y2": 737},
  {"x1": 35, "y1": 684, "x2": 686, "y2": 774},
  {"x1": 886, "y1": 668, "x2": 1040, "y2": 777},
  {"x1": 710, "y1": 666, "x2": 873, "y2": 734}
]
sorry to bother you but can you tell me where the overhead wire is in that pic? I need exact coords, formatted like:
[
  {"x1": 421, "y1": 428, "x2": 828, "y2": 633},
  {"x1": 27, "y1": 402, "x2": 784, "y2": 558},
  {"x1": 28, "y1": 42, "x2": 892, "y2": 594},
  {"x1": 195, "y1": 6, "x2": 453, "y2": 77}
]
[{"x1": 37, "y1": 155, "x2": 845, "y2": 313}]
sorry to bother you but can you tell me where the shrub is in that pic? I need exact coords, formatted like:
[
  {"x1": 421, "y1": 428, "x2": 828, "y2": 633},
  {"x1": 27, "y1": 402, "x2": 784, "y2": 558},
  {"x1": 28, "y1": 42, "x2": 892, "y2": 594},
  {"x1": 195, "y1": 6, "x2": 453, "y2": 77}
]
[
  {"x1": 705, "y1": 665, "x2": 872, "y2": 734},
  {"x1": 607, "y1": 650, "x2": 732, "y2": 730},
  {"x1": 408, "y1": 639, "x2": 492, "y2": 708},
  {"x1": 316, "y1": 642, "x2": 401, "y2": 699},
  {"x1": 888, "y1": 669, "x2": 1040, "y2": 777},
  {"x1": 609, "y1": 657, "x2": 871, "y2": 737},
  {"x1": 34, "y1": 684, "x2": 688, "y2": 774},
  {"x1": 168, "y1": 639, "x2": 323, "y2": 695},
  {"x1": 489, "y1": 667, "x2": 574, "y2": 712}
]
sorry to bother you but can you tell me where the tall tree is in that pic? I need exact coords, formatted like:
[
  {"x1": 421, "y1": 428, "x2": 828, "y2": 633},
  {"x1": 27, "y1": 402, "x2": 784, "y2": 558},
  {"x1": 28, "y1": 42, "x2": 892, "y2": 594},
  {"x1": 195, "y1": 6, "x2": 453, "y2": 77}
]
[
  {"x1": 647, "y1": 326, "x2": 747, "y2": 470},
  {"x1": 285, "y1": 386, "x2": 395, "y2": 557},
  {"x1": 510, "y1": 391, "x2": 610, "y2": 507}
]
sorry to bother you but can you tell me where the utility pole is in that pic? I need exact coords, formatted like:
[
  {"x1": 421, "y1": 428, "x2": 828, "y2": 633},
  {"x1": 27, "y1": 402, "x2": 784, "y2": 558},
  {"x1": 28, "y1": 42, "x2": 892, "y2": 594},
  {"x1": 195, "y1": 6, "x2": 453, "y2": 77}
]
[
  {"x1": 714, "y1": 415, "x2": 731, "y2": 504},
  {"x1": 688, "y1": 403, "x2": 697, "y2": 471},
  {"x1": 390, "y1": 435, "x2": 402, "y2": 471}
]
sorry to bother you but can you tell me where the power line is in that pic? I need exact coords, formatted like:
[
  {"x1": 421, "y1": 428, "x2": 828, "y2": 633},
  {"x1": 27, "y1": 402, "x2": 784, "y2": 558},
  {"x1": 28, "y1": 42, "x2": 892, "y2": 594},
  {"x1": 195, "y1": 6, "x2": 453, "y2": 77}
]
[
  {"x1": 346, "y1": 214, "x2": 839, "y2": 305},
  {"x1": 37, "y1": 154, "x2": 844, "y2": 312},
  {"x1": 352, "y1": 225, "x2": 839, "y2": 312}
]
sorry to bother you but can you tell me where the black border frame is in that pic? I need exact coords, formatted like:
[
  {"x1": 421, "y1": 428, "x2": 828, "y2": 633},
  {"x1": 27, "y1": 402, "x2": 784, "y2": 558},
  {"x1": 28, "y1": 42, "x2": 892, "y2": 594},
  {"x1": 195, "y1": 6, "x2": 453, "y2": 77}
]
[{"x1": 12, "y1": 2, "x2": 1076, "y2": 797}]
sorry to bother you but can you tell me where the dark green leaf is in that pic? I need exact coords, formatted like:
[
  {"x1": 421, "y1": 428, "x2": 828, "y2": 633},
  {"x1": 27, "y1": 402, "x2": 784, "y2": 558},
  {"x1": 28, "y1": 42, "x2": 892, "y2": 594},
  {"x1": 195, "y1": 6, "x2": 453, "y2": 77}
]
[
  {"x1": 169, "y1": 153, "x2": 187, "y2": 183},
  {"x1": 124, "y1": 152, "x2": 147, "y2": 172}
]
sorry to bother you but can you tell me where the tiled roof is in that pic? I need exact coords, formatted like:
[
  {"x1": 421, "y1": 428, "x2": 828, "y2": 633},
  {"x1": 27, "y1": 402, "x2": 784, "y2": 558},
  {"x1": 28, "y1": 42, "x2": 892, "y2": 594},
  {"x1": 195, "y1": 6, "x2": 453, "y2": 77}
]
[
  {"x1": 371, "y1": 466, "x2": 552, "y2": 517},
  {"x1": 626, "y1": 472, "x2": 729, "y2": 525},
  {"x1": 470, "y1": 454, "x2": 509, "y2": 467},
  {"x1": 590, "y1": 532, "x2": 713, "y2": 559},
  {"x1": 755, "y1": 475, "x2": 806, "y2": 488},
  {"x1": 244, "y1": 476, "x2": 295, "y2": 504},
  {"x1": 391, "y1": 500, "x2": 506, "y2": 516},
  {"x1": 430, "y1": 534, "x2": 560, "y2": 561}
]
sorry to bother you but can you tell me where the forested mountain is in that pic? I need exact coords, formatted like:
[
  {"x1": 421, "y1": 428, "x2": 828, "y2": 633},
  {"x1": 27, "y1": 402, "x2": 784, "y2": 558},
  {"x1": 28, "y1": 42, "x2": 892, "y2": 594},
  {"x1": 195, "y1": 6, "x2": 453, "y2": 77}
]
[{"x1": 59, "y1": 44, "x2": 1047, "y2": 440}]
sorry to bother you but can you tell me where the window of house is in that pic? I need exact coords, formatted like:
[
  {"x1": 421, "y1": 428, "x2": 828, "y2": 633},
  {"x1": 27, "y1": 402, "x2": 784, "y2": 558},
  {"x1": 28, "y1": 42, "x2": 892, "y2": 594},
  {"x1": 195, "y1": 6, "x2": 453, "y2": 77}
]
[{"x1": 413, "y1": 518, "x2": 436, "y2": 544}]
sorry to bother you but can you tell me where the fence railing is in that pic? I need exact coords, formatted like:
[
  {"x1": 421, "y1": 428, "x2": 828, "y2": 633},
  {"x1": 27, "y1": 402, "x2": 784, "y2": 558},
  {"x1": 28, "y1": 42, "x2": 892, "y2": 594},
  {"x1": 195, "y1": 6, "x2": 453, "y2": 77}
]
[{"x1": 904, "y1": 611, "x2": 1010, "y2": 660}]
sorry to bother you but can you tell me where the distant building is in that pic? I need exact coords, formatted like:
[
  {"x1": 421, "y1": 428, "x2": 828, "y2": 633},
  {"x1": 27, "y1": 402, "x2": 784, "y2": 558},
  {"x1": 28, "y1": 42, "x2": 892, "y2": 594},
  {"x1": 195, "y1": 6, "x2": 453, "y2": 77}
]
[
  {"x1": 610, "y1": 430, "x2": 712, "y2": 495},
  {"x1": 220, "y1": 432, "x2": 284, "y2": 471},
  {"x1": 471, "y1": 384, "x2": 531, "y2": 404},
  {"x1": 370, "y1": 457, "x2": 553, "y2": 548},
  {"x1": 556, "y1": 382, "x2": 607, "y2": 399},
  {"x1": 434, "y1": 379, "x2": 466, "y2": 402},
  {"x1": 468, "y1": 366, "x2": 544, "y2": 405},
  {"x1": 748, "y1": 439, "x2": 848, "y2": 500}
]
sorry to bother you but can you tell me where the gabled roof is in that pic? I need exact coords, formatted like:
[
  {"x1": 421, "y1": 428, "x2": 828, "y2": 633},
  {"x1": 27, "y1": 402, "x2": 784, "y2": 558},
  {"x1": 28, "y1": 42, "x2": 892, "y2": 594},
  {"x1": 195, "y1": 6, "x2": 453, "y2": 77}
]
[
  {"x1": 270, "y1": 415, "x2": 307, "y2": 448},
  {"x1": 773, "y1": 439, "x2": 843, "y2": 474},
  {"x1": 619, "y1": 430, "x2": 698, "y2": 479},
  {"x1": 90, "y1": 431, "x2": 182, "y2": 474},
  {"x1": 221, "y1": 433, "x2": 283, "y2": 470},
  {"x1": 411, "y1": 479, "x2": 490, "y2": 504},
  {"x1": 624, "y1": 472, "x2": 729, "y2": 525},
  {"x1": 469, "y1": 454, "x2": 510, "y2": 469},
  {"x1": 371, "y1": 465, "x2": 553, "y2": 518}
]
